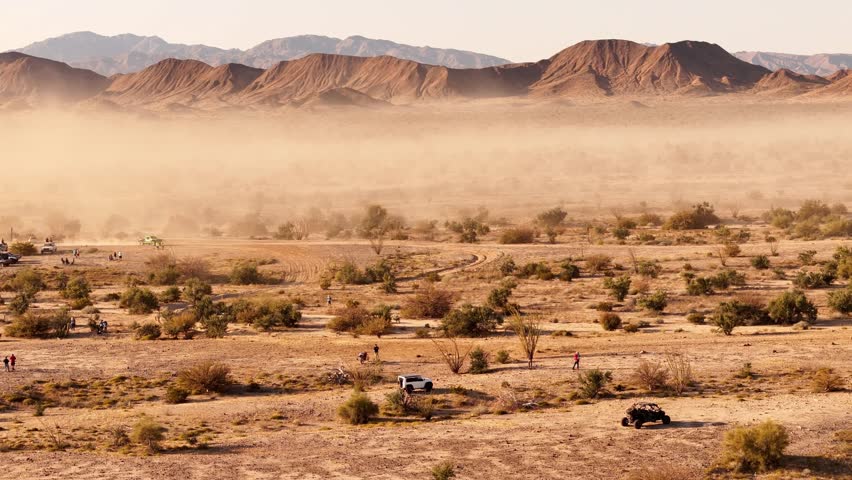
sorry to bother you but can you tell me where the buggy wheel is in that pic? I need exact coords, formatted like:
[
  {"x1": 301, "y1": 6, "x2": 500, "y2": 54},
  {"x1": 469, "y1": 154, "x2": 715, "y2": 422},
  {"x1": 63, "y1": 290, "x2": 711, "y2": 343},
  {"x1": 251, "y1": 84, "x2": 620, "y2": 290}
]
[
  {"x1": 662, "y1": 415, "x2": 671, "y2": 425},
  {"x1": 405, "y1": 385, "x2": 414, "y2": 394},
  {"x1": 424, "y1": 382, "x2": 433, "y2": 393},
  {"x1": 634, "y1": 420, "x2": 643, "y2": 429},
  {"x1": 621, "y1": 417, "x2": 629, "y2": 427}
]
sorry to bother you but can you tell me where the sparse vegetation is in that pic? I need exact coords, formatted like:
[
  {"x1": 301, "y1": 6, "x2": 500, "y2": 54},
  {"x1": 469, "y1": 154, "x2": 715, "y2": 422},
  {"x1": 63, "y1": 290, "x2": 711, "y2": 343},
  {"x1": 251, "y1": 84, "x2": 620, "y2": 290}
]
[
  {"x1": 177, "y1": 361, "x2": 232, "y2": 394},
  {"x1": 338, "y1": 392, "x2": 379, "y2": 425},
  {"x1": 719, "y1": 420, "x2": 789, "y2": 473}
]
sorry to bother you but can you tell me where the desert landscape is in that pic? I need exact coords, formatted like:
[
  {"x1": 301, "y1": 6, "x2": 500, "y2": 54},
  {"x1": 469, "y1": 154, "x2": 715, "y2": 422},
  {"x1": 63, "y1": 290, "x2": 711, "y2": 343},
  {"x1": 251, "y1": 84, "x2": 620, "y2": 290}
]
[{"x1": 1, "y1": 16, "x2": 851, "y2": 480}]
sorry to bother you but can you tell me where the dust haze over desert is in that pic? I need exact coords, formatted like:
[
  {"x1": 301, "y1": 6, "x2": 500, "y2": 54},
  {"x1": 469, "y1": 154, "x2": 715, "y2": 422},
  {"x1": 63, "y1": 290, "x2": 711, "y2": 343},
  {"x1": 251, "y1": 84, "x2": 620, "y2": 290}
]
[{"x1": 0, "y1": 3, "x2": 850, "y2": 480}]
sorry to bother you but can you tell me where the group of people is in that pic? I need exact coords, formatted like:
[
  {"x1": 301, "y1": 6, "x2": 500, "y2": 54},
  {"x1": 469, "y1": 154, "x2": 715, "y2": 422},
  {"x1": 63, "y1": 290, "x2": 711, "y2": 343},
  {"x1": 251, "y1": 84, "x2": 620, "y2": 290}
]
[
  {"x1": 357, "y1": 344, "x2": 381, "y2": 364},
  {"x1": 60, "y1": 257, "x2": 76, "y2": 265},
  {"x1": 108, "y1": 251, "x2": 123, "y2": 261},
  {"x1": 3, "y1": 354, "x2": 16, "y2": 372}
]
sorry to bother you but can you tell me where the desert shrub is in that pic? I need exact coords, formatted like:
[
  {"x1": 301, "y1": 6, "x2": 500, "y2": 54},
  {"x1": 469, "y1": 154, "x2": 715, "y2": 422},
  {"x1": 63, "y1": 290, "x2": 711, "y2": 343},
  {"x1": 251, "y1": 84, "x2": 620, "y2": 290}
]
[
  {"x1": 686, "y1": 313, "x2": 706, "y2": 324},
  {"x1": 233, "y1": 298, "x2": 301, "y2": 330},
  {"x1": 763, "y1": 207, "x2": 795, "y2": 229},
  {"x1": 10, "y1": 268, "x2": 44, "y2": 297},
  {"x1": 593, "y1": 301, "x2": 614, "y2": 312},
  {"x1": 183, "y1": 278, "x2": 212, "y2": 304},
  {"x1": 711, "y1": 270, "x2": 746, "y2": 289},
  {"x1": 381, "y1": 273, "x2": 397, "y2": 293},
  {"x1": 811, "y1": 367, "x2": 844, "y2": 392},
  {"x1": 577, "y1": 369, "x2": 612, "y2": 399},
  {"x1": 5, "y1": 309, "x2": 70, "y2": 339},
  {"x1": 158, "y1": 286, "x2": 181, "y2": 303},
  {"x1": 664, "y1": 202, "x2": 719, "y2": 230},
  {"x1": 585, "y1": 254, "x2": 612, "y2": 273},
  {"x1": 665, "y1": 352, "x2": 694, "y2": 395},
  {"x1": 536, "y1": 207, "x2": 567, "y2": 230},
  {"x1": 8, "y1": 293, "x2": 31, "y2": 315},
  {"x1": 637, "y1": 261, "x2": 662, "y2": 278},
  {"x1": 798, "y1": 249, "x2": 818, "y2": 266},
  {"x1": 751, "y1": 255, "x2": 770, "y2": 270},
  {"x1": 130, "y1": 417, "x2": 166, "y2": 452},
  {"x1": 632, "y1": 360, "x2": 669, "y2": 392},
  {"x1": 161, "y1": 311, "x2": 197, "y2": 339},
  {"x1": 200, "y1": 313, "x2": 230, "y2": 338},
  {"x1": 61, "y1": 276, "x2": 91, "y2": 301},
  {"x1": 230, "y1": 261, "x2": 263, "y2": 285},
  {"x1": 685, "y1": 276, "x2": 714, "y2": 296},
  {"x1": 431, "y1": 462, "x2": 456, "y2": 480},
  {"x1": 176, "y1": 257, "x2": 211, "y2": 281},
  {"x1": 710, "y1": 303, "x2": 745, "y2": 335},
  {"x1": 599, "y1": 312, "x2": 622, "y2": 331},
  {"x1": 558, "y1": 261, "x2": 581, "y2": 281},
  {"x1": 328, "y1": 302, "x2": 391, "y2": 337},
  {"x1": 9, "y1": 241, "x2": 37, "y2": 256},
  {"x1": 338, "y1": 392, "x2": 379, "y2": 425},
  {"x1": 719, "y1": 420, "x2": 789, "y2": 473},
  {"x1": 164, "y1": 385, "x2": 190, "y2": 404},
  {"x1": 177, "y1": 361, "x2": 231, "y2": 394},
  {"x1": 120, "y1": 286, "x2": 160, "y2": 314},
  {"x1": 821, "y1": 218, "x2": 852, "y2": 238},
  {"x1": 792, "y1": 270, "x2": 834, "y2": 289},
  {"x1": 499, "y1": 227, "x2": 535, "y2": 244},
  {"x1": 723, "y1": 243, "x2": 742, "y2": 258},
  {"x1": 499, "y1": 257, "x2": 516, "y2": 276},
  {"x1": 797, "y1": 199, "x2": 831, "y2": 221},
  {"x1": 468, "y1": 347, "x2": 490, "y2": 374},
  {"x1": 441, "y1": 304, "x2": 500, "y2": 337},
  {"x1": 603, "y1": 275, "x2": 631, "y2": 301},
  {"x1": 495, "y1": 350, "x2": 511, "y2": 364},
  {"x1": 401, "y1": 285, "x2": 454, "y2": 318},
  {"x1": 767, "y1": 290, "x2": 817, "y2": 325},
  {"x1": 486, "y1": 280, "x2": 519, "y2": 315},
  {"x1": 145, "y1": 253, "x2": 180, "y2": 285},
  {"x1": 827, "y1": 288, "x2": 852, "y2": 314},
  {"x1": 638, "y1": 290, "x2": 668, "y2": 312},
  {"x1": 134, "y1": 322, "x2": 161, "y2": 340},
  {"x1": 622, "y1": 323, "x2": 639, "y2": 333}
]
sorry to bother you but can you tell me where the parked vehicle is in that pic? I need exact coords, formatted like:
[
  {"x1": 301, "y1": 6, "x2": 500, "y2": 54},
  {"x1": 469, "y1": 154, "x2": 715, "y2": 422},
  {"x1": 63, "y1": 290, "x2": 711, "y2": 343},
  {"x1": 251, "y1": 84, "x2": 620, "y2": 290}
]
[
  {"x1": 139, "y1": 235, "x2": 164, "y2": 247},
  {"x1": 40, "y1": 242, "x2": 57, "y2": 254},
  {"x1": 398, "y1": 374, "x2": 433, "y2": 393}
]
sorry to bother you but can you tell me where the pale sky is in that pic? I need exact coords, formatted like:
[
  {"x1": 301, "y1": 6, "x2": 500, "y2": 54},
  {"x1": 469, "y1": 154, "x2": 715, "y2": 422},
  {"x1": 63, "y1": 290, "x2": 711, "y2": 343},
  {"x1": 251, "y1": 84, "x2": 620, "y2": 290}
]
[{"x1": 2, "y1": 0, "x2": 851, "y2": 60}]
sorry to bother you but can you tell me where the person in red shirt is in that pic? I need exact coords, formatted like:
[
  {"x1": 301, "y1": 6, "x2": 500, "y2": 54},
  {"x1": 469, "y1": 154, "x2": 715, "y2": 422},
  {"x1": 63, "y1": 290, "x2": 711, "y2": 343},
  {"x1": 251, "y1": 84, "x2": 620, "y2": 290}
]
[
  {"x1": 9, "y1": 354, "x2": 16, "y2": 371},
  {"x1": 572, "y1": 351, "x2": 580, "y2": 370}
]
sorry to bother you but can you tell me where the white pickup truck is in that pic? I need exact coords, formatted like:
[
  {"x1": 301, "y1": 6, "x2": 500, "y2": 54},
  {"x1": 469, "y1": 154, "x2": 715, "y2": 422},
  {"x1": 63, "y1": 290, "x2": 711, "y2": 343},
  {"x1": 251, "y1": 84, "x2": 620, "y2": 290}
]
[
  {"x1": 398, "y1": 374, "x2": 433, "y2": 393},
  {"x1": 40, "y1": 242, "x2": 57, "y2": 254}
]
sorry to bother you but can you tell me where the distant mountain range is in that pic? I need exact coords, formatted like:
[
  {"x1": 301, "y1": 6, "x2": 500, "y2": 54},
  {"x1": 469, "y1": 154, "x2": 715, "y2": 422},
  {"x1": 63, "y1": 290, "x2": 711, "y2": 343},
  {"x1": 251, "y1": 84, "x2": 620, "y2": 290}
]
[
  {"x1": 1, "y1": 39, "x2": 849, "y2": 112},
  {"x1": 735, "y1": 51, "x2": 852, "y2": 76},
  {"x1": 13, "y1": 31, "x2": 511, "y2": 75}
]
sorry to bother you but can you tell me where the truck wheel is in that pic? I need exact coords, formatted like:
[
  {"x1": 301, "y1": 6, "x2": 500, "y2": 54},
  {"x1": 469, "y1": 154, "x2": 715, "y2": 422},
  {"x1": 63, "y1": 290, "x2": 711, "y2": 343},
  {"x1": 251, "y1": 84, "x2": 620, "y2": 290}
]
[
  {"x1": 634, "y1": 421, "x2": 643, "y2": 429},
  {"x1": 621, "y1": 417, "x2": 629, "y2": 427},
  {"x1": 662, "y1": 415, "x2": 671, "y2": 425},
  {"x1": 424, "y1": 382, "x2": 433, "y2": 393},
  {"x1": 405, "y1": 385, "x2": 414, "y2": 394}
]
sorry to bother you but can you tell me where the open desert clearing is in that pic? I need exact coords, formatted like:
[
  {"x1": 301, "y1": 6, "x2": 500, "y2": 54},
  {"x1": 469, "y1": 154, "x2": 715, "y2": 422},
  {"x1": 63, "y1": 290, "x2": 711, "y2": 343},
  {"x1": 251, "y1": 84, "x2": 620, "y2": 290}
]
[{"x1": 0, "y1": 234, "x2": 850, "y2": 480}]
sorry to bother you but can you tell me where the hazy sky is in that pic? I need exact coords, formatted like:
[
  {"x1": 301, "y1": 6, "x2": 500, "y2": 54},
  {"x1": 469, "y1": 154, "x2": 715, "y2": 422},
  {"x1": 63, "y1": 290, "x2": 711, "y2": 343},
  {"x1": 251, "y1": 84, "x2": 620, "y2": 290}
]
[{"x1": 3, "y1": 0, "x2": 851, "y2": 60}]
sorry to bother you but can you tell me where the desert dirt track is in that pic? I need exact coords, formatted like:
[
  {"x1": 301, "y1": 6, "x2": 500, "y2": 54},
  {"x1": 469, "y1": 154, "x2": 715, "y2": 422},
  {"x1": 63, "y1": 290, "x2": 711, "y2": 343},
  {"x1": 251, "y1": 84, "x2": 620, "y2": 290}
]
[{"x1": 0, "y1": 235, "x2": 850, "y2": 480}]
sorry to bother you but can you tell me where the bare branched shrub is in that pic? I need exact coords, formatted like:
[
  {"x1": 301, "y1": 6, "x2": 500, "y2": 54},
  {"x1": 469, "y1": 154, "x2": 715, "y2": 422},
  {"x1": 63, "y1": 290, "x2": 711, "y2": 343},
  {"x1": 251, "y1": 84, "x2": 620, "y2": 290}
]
[
  {"x1": 509, "y1": 312, "x2": 542, "y2": 368},
  {"x1": 432, "y1": 337, "x2": 471, "y2": 374},
  {"x1": 632, "y1": 359, "x2": 669, "y2": 392},
  {"x1": 665, "y1": 351, "x2": 694, "y2": 395}
]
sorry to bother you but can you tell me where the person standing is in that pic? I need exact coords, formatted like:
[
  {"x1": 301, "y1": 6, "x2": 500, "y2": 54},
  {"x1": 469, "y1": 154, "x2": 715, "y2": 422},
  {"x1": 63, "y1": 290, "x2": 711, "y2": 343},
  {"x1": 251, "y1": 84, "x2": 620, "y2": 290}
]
[
  {"x1": 572, "y1": 351, "x2": 580, "y2": 370},
  {"x1": 9, "y1": 353, "x2": 16, "y2": 371},
  {"x1": 3, "y1": 357, "x2": 9, "y2": 372},
  {"x1": 373, "y1": 343, "x2": 380, "y2": 361},
  {"x1": 326, "y1": 295, "x2": 332, "y2": 307}
]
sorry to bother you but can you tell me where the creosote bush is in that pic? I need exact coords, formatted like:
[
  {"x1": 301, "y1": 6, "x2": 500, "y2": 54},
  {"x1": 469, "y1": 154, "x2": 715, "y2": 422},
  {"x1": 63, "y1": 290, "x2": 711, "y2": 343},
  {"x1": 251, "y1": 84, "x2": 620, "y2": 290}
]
[
  {"x1": 577, "y1": 369, "x2": 612, "y2": 399},
  {"x1": 499, "y1": 227, "x2": 535, "y2": 244},
  {"x1": 177, "y1": 361, "x2": 232, "y2": 394},
  {"x1": 5, "y1": 309, "x2": 71, "y2": 339},
  {"x1": 134, "y1": 322, "x2": 161, "y2": 340},
  {"x1": 603, "y1": 275, "x2": 631, "y2": 301},
  {"x1": 230, "y1": 262, "x2": 263, "y2": 285},
  {"x1": 441, "y1": 304, "x2": 501, "y2": 337},
  {"x1": 638, "y1": 290, "x2": 668, "y2": 312},
  {"x1": 401, "y1": 285, "x2": 454, "y2": 319},
  {"x1": 119, "y1": 286, "x2": 160, "y2": 314},
  {"x1": 767, "y1": 290, "x2": 817, "y2": 325},
  {"x1": 599, "y1": 312, "x2": 622, "y2": 331},
  {"x1": 468, "y1": 347, "x2": 490, "y2": 374},
  {"x1": 164, "y1": 385, "x2": 190, "y2": 404},
  {"x1": 232, "y1": 298, "x2": 301, "y2": 331},
  {"x1": 719, "y1": 420, "x2": 789, "y2": 473},
  {"x1": 338, "y1": 392, "x2": 379, "y2": 425},
  {"x1": 131, "y1": 417, "x2": 167, "y2": 453}
]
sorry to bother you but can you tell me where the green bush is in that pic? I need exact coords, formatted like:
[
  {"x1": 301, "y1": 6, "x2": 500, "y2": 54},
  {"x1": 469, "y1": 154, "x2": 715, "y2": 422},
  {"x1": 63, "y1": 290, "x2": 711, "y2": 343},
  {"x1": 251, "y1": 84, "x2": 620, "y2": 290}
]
[
  {"x1": 5, "y1": 309, "x2": 70, "y2": 339},
  {"x1": 792, "y1": 270, "x2": 835, "y2": 289},
  {"x1": 603, "y1": 275, "x2": 631, "y2": 301},
  {"x1": 827, "y1": 287, "x2": 852, "y2": 314},
  {"x1": 685, "y1": 276, "x2": 714, "y2": 296},
  {"x1": 8, "y1": 293, "x2": 31, "y2": 315},
  {"x1": 720, "y1": 420, "x2": 789, "y2": 473},
  {"x1": 469, "y1": 347, "x2": 489, "y2": 374},
  {"x1": 664, "y1": 202, "x2": 720, "y2": 230},
  {"x1": 233, "y1": 298, "x2": 301, "y2": 331},
  {"x1": 495, "y1": 350, "x2": 511, "y2": 364},
  {"x1": 687, "y1": 313, "x2": 706, "y2": 325},
  {"x1": 177, "y1": 361, "x2": 232, "y2": 394},
  {"x1": 499, "y1": 257, "x2": 516, "y2": 276},
  {"x1": 200, "y1": 313, "x2": 230, "y2": 338},
  {"x1": 134, "y1": 322, "x2": 161, "y2": 340},
  {"x1": 441, "y1": 304, "x2": 500, "y2": 337},
  {"x1": 338, "y1": 392, "x2": 379, "y2": 425},
  {"x1": 401, "y1": 285, "x2": 454, "y2": 319},
  {"x1": 751, "y1": 255, "x2": 771, "y2": 270},
  {"x1": 182, "y1": 278, "x2": 212, "y2": 304},
  {"x1": 230, "y1": 262, "x2": 263, "y2": 285},
  {"x1": 638, "y1": 290, "x2": 668, "y2": 312},
  {"x1": 599, "y1": 312, "x2": 622, "y2": 331},
  {"x1": 637, "y1": 261, "x2": 662, "y2": 278},
  {"x1": 61, "y1": 276, "x2": 91, "y2": 301},
  {"x1": 578, "y1": 369, "x2": 613, "y2": 398},
  {"x1": 164, "y1": 385, "x2": 190, "y2": 404},
  {"x1": 145, "y1": 253, "x2": 180, "y2": 285},
  {"x1": 161, "y1": 311, "x2": 197, "y2": 339},
  {"x1": 559, "y1": 261, "x2": 581, "y2": 281},
  {"x1": 9, "y1": 242, "x2": 37, "y2": 256},
  {"x1": 120, "y1": 286, "x2": 160, "y2": 314},
  {"x1": 499, "y1": 227, "x2": 535, "y2": 244},
  {"x1": 158, "y1": 286, "x2": 181, "y2": 303},
  {"x1": 767, "y1": 290, "x2": 817, "y2": 325},
  {"x1": 486, "y1": 280, "x2": 519, "y2": 315},
  {"x1": 130, "y1": 417, "x2": 167, "y2": 452},
  {"x1": 10, "y1": 268, "x2": 44, "y2": 297}
]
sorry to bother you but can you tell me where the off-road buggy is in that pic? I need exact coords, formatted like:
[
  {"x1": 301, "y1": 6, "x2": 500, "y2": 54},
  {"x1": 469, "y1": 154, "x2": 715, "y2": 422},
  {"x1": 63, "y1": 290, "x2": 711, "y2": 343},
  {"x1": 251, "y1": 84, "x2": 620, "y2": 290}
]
[{"x1": 621, "y1": 402, "x2": 671, "y2": 429}]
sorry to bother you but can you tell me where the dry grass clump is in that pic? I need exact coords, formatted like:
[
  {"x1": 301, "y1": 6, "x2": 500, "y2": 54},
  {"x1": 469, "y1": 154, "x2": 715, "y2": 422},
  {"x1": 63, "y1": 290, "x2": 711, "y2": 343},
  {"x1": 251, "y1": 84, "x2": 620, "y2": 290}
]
[
  {"x1": 401, "y1": 285, "x2": 454, "y2": 318},
  {"x1": 177, "y1": 361, "x2": 232, "y2": 394},
  {"x1": 811, "y1": 367, "x2": 845, "y2": 393},
  {"x1": 130, "y1": 416, "x2": 167, "y2": 453},
  {"x1": 632, "y1": 359, "x2": 669, "y2": 392},
  {"x1": 338, "y1": 392, "x2": 379, "y2": 425},
  {"x1": 719, "y1": 420, "x2": 789, "y2": 473}
]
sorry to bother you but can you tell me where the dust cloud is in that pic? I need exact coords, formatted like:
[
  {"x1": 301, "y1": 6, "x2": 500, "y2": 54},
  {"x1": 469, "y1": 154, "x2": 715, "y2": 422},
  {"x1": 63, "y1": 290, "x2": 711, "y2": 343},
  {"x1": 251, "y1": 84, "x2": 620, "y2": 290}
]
[{"x1": 1, "y1": 100, "x2": 850, "y2": 241}]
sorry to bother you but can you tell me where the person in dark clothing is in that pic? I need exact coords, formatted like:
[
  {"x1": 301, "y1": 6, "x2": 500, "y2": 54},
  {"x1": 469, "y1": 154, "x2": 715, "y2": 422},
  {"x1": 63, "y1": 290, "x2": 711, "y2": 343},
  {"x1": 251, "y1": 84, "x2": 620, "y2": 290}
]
[
  {"x1": 3, "y1": 357, "x2": 8, "y2": 372},
  {"x1": 373, "y1": 344, "x2": 380, "y2": 361}
]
